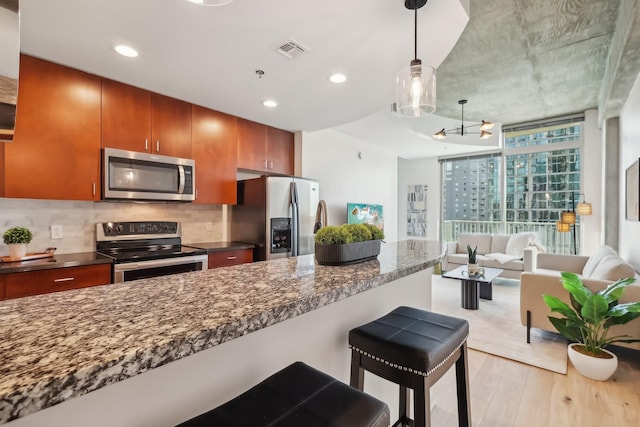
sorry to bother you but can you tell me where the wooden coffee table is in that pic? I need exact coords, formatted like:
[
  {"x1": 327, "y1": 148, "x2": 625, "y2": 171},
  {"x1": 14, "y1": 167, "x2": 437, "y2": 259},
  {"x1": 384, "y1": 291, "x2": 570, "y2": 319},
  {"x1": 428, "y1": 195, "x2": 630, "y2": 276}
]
[{"x1": 442, "y1": 265, "x2": 504, "y2": 310}]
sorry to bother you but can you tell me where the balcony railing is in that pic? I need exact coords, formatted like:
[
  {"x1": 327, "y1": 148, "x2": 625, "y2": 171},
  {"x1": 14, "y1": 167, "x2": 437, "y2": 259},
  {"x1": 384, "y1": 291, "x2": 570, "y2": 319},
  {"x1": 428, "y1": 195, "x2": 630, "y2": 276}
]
[{"x1": 442, "y1": 220, "x2": 580, "y2": 254}]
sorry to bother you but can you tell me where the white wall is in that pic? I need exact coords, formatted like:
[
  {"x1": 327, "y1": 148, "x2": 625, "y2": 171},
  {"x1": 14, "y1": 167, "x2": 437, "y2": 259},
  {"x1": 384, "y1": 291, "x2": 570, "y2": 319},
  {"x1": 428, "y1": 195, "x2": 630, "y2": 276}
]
[
  {"x1": 397, "y1": 157, "x2": 441, "y2": 241},
  {"x1": 619, "y1": 74, "x2": 640, "y2": 270},
  {"x1": 300, "y1": 129, "x2": 398, "y2": 242},
  {"x1": 581, "y1": 109, "x2": 604, "y2": 255}
]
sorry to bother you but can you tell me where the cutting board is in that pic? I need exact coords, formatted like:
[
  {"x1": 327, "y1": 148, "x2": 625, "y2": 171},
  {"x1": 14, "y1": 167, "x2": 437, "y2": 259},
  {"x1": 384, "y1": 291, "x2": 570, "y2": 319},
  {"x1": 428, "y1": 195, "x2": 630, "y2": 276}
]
[{"x1": 0, "y1": 248, "x2": 57, "y2": 263}]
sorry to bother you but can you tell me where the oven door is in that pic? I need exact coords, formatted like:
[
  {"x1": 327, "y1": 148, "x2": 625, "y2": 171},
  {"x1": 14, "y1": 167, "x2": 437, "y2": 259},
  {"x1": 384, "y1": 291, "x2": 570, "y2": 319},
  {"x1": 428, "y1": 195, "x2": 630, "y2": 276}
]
[{"x1": 113, "y1": 254, "x2": 208, "y2": 283}]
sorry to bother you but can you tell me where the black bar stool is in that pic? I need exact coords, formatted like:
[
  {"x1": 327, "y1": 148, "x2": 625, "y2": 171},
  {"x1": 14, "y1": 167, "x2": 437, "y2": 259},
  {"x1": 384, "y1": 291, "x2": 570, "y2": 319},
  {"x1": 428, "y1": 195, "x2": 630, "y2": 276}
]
[
  {"x1": 176, "y1": 361, "x2": 390, "y2": 427},
  {"x1": 349, "y1": 306, "x2": 471, "y2": 427}
]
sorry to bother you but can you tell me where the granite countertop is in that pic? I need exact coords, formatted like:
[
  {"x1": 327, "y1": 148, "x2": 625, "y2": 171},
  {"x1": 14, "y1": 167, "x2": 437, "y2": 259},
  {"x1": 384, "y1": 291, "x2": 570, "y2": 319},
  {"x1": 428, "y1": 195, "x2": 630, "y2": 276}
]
[
  {"x1": 0, "y1": 240, "x2": 442, "y2": 424},
  {"x1": 185, "y1": 241, "x2": 254, "y2": 252},
  {"x1": 0, "y1": 252, "x2": 113, "y2": 274}
]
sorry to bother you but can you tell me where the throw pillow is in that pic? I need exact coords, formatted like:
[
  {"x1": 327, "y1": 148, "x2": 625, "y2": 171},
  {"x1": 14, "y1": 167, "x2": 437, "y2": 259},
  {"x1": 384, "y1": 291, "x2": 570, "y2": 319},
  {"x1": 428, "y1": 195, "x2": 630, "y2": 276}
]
[
  {"x1": 590, "y1": 255, "x2": 636, "y2": 281},
  {"x1": 505, "y1": 232, "x2": 536, "y2": 258},
  {"x1": 581, "y1": 245, "x2": 617, "y2": 278}
]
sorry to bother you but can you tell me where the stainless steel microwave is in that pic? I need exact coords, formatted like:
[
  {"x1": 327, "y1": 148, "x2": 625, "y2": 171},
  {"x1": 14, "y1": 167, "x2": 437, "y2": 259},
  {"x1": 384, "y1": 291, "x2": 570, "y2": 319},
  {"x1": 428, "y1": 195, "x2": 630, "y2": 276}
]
[{"x1": 102, "y1": 148, "x2": 195, "y2": 202}]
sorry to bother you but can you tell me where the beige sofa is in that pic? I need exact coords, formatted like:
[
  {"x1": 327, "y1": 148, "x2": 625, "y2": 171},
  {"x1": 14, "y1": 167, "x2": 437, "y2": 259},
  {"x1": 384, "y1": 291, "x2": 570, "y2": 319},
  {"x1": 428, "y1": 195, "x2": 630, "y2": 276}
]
[
  {"x1": 520, "y1": 245, "x2": 640, "y2": 350},
  {"x1": 443, "y1": 232, "x2": 538, "y2": 279}
]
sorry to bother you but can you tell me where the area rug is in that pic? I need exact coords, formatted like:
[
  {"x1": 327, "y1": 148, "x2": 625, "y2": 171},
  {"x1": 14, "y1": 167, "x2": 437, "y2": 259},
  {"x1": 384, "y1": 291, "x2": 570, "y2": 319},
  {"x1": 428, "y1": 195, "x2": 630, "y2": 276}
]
[{"x1": 431, "y1": 274, "x2": 568, "y2": 374}]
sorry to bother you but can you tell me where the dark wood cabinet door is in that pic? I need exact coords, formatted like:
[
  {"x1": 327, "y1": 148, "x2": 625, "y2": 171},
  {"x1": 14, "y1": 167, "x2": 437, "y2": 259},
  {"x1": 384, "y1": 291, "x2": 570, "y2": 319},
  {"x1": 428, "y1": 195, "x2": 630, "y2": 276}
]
[
  {"x1": 6, "y1": 55, "x2": 101, "y2": 200},
  {"x1": 101, "y1": 79, "x2": 151, "y2": 152},
  {"x1": 0, "y1": 142, "x2": 4, "y2": 197},
  {"x1": 192, "y1": 105, "x2": 238, "y2": 204},
  {"x1": 4, "y1": 264, "x2": 112, "y2": 299},
  {"x1": 208, "y1": 249, "x2": 253, "y2": 269},
  {"x1": 237, "y1": 118, "x2": 268, "y2": 171},
  {"x1": 151, "y1": 93, "x2": 192, "y2": 158},
  {"x1": 267, "y1": 127, "x2": 294, "y2": 175}
]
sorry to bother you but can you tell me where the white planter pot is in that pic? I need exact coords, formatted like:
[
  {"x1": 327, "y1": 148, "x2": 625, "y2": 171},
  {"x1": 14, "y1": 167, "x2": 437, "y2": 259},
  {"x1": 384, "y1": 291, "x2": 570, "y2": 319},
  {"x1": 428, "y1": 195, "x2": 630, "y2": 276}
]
[
  {"x1": 8, "y1": 243, "x2": 28, "y2": 261},
  {"x1": 467, "y1": 263, "x2": 480, "y2": 275},
  {"x1": 568, "y1": 343, "x2": 618, "y2": 381}
]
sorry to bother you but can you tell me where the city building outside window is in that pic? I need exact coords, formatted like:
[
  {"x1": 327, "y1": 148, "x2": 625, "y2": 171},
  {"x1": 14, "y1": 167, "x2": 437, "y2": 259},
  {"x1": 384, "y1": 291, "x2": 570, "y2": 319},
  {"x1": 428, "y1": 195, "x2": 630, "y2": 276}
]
[{"x1": 441, "y1": 117, "x2": 583, "y2": 254}]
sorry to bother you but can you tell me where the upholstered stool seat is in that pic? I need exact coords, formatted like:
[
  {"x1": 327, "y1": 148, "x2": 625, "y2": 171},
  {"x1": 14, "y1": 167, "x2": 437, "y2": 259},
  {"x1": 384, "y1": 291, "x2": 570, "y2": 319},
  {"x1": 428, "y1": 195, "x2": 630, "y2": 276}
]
[
  {"x1": 349, "y1": 306, "x2": 470, "y2": 427},
  {"x1": 176, "y1": 361, "x2": 390, "y2": 427}
]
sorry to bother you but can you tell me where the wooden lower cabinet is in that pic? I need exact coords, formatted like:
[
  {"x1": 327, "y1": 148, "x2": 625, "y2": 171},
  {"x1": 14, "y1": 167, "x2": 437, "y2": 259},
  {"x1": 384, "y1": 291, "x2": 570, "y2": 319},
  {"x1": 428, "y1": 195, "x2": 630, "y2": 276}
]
[
  {"x1": 3, "y1": 264, "x2": 112, "y2": 300},
  {"x1": 208, "y1": 249, "x2": 253, "y2": 269}
]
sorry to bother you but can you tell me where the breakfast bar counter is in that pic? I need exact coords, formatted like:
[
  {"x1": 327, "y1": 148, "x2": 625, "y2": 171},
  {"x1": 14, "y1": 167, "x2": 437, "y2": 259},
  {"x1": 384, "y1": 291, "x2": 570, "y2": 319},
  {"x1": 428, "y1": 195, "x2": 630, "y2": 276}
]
[{"x1": 0, "y1": 240, "x2": 442, "y2": 426}]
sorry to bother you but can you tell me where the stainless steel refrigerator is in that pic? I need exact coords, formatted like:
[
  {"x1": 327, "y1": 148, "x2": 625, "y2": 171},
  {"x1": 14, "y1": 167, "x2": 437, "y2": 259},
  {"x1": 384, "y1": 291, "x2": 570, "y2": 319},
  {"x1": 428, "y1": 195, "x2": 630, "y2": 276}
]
[{"x1": 230, "y1": 176, "x2": 320, "y2": 261}]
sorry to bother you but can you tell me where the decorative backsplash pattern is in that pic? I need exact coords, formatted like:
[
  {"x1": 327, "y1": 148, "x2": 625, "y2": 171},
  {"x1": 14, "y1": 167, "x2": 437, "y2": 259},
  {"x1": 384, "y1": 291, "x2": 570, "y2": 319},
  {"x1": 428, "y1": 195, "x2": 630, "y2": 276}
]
[{"x1": 0, "y1": 198, "x2": 226, "y2": 256}]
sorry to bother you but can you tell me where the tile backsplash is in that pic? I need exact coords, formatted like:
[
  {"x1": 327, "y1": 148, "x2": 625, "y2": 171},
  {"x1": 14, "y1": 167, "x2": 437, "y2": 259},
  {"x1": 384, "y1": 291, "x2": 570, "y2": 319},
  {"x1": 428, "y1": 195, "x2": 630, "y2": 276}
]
[{"x1": 0, "y1": 198, "x2": 226, "y2": 256}]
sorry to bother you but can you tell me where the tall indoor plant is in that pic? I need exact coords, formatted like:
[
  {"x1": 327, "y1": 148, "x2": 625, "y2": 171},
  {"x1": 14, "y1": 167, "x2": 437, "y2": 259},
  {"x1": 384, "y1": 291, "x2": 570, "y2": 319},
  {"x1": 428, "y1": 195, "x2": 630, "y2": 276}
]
[
  {"x1": 543, "y1": 271, "x2": 640, "y2": 380},
  {"x1": 3, "y1": 226, "x2": 33, "y2": 260}
]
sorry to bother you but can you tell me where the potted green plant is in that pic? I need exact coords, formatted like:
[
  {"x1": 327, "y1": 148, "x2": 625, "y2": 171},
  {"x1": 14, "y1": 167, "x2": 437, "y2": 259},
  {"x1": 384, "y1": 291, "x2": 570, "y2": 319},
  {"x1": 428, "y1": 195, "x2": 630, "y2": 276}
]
[
  {"x1": 543, "y1": 271, "x2": 640, "y2": 381},
  {"x1": 315, "y1": 223, "x2": 384, "y2": 265},
  {"x1": 3, "y1": 226, "x2": 33, "y2": 261},
  {"x1": 466, "y1": 244, "x2": 480, "y2": 275}
]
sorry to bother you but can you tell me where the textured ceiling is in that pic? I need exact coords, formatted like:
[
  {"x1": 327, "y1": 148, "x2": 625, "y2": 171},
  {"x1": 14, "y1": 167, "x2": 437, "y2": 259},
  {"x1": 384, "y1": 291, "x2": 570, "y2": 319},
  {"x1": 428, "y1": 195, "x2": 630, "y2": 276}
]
[
  {"x1": 335, "y1": 0, "x2": 640, "y2": 158},
  {"x1": 436, "y1": 0, "x2": 640, "y2": 125},
  {"x1": 14, "y1": 0, "x2": 640, "y2": 159}
]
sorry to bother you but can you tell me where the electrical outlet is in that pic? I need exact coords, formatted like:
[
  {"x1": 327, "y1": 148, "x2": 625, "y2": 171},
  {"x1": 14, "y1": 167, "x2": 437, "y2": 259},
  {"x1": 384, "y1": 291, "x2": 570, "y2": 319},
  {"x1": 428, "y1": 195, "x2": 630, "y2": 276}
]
[
  {"x1": 51, "y1": 225, "x2": 63, "y2": 239},
  {"x1": 205, "y1": 222, "x2": 213, "y2": 232}
]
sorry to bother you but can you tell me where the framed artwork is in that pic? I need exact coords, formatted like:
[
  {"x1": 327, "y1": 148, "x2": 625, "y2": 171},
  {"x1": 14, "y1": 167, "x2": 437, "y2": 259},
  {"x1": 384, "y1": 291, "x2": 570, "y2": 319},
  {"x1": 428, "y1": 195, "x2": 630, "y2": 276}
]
[
  {"x1": 407, "y1": 184, "x2": 427, "y2": 237},
  {"x1": 626, "y1": 158, "x2": 640, "y2": 221},
  {"x1": 347, "y1": 203, "x2": 384, "y2": 231}
]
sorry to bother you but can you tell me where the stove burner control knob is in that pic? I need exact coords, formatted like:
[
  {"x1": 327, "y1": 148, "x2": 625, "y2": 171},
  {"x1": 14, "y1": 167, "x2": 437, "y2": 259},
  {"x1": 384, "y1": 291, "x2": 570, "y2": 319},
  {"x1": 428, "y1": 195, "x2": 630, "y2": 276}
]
[{"x1": 115, "y1": 224, "x2": 124, "y2": 233}]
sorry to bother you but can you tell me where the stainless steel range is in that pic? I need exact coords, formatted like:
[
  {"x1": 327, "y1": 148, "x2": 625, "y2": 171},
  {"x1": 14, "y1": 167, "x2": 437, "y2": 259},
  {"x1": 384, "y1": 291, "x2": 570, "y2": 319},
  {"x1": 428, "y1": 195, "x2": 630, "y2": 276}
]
[{"x1": 96, "y1": 221, "x2": 208, "y2": 283}]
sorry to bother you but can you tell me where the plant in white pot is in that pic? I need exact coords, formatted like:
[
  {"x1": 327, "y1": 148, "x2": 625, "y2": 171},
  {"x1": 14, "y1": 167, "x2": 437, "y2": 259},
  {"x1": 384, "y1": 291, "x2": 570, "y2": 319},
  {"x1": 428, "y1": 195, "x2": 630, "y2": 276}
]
[
  {"x1": 466, "y1": 244, "x2": 480, "y2": 275},
  {"x1": 3, "y1": 226, "x2": 33, "y2": 261},
  {"x1": 543, "y1": 272, "x2": 640, "y2": 381}
]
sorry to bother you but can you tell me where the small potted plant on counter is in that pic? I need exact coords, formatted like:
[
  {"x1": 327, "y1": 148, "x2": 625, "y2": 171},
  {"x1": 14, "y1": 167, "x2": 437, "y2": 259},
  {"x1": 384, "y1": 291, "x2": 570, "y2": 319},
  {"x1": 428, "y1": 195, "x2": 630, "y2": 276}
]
[
  {"x1": 543, "y1": 271, "x2": 640, "y2": 381},
  {"x1": 3, "y1": 226, "x2": 33, "y2": 261},
  {"x1": 315, "y1": 223, "x2": 384, "y2": 266}
]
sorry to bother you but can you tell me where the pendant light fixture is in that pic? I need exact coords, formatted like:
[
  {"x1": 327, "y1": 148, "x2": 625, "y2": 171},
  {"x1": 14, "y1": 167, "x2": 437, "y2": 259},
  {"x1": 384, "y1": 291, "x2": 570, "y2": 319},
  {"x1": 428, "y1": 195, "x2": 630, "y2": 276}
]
[
  {"x1": 433, "y1": 99, "x2": 494, "y2": 140},
  {"x1": 394, "y1": 0, "x2": 436, "y2": 118}
]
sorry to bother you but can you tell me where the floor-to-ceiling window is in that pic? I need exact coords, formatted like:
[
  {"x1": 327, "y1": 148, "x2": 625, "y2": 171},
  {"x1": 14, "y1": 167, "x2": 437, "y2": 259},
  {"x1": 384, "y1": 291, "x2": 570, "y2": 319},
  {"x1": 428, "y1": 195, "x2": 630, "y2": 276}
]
[
  {"x1": 441, "y1": 153, "x2": 501, "y2": 239},
  {"x1": 441, "y1": 115, "x2": 584, "y2": 254}
]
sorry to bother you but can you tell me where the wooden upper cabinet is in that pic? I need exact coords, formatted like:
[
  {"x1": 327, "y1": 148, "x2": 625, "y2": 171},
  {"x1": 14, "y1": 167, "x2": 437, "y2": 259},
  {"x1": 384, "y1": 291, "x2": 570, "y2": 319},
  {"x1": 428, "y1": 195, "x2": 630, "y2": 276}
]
[
  {"x1": 5, "y1": 55, "x2": 101, "y2": 201},
  {"x1": 101, "y1": 79, "x2": 151, "y2": 152},
  {"x1": 151, "y1": 93, "x2": 192, "y2": 158},
  {"x1": 267, "y1": 127, "x2": 294, "y2": 175},
  {"x1": 102, "y1": 81, "x2": 192, "y2": 158},
  {"x1": 191, "y1": 105, "x2": 238, "y2": 204},
  {"x1": 237, "y1": 118, "x2": 294, "y2": 174},
  {"x1": 237, "y1": 118, "x2": 268, "y2": 171}
]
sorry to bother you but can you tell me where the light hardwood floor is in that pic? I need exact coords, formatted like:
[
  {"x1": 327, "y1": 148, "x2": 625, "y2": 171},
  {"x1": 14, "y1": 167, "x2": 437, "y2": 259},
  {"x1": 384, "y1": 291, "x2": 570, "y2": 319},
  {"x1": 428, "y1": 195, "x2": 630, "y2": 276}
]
[{"x1": 428, "y1": 347, "x2": 640, "y2": 427}]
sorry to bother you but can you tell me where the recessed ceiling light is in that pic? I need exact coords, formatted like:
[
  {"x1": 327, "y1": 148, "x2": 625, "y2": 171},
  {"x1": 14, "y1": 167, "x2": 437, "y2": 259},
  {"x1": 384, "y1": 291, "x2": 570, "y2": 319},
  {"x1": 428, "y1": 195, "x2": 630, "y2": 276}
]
[
  {"x1": 262, "y1": 100, "x2": 278, "y2": 108},
  {"x1": 329, "y1": 73, "x2": 347, "y2": 84},
  {"x1": 114, "y1": 45, "x2": 138, "y2": 58},
  {"x1": 187, "y1": 0, "x2": 235, "y2": 5}
]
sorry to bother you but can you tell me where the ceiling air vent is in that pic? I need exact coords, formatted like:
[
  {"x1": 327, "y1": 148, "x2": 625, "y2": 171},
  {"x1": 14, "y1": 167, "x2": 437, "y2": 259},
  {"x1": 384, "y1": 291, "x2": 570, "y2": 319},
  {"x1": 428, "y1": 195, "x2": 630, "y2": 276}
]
[{"x1": 276, "y1": 39, "x2": 307, "y2": 59}]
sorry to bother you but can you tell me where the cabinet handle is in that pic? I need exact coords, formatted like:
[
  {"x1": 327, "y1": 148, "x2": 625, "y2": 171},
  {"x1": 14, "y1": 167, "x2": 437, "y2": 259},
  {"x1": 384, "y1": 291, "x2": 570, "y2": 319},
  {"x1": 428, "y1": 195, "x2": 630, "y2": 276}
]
[
  {"x1": 145, "y1": 138, "x2": 149, "y2": 150},
  {"x1": 195, "y1": 189, "x2": 198, "y2": 200},
  {"x1": 92, "y1": 182, "x2": 96, "y2": 196},
  {"x1": 53, "y1": 277, "x2": 75, "y2": 283},
  {"x1": 269, "y1": 160, "x2": 274, "y2": 169},
  {"x1": 226, "y1": 256, "x2": 238, "y2": 260},
  {"x1": 156, "y1": 140, "x2": 160, "y2": 152},
  {"x1": 263, "y1": 160, "x2": 268, "y2": 168}
]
